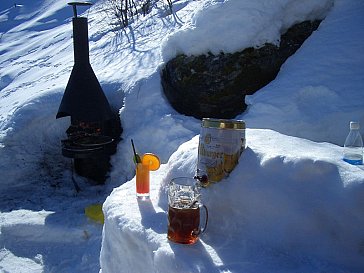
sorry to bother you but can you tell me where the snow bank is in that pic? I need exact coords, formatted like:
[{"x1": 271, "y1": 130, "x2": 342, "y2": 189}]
[
  {"x1": 241, "y1": 0, "x2": 364, "y2": 144},
  {"x1": 101, "y1": 130, "x2": 364, "y2": 273},
  {"x1": 161, "y1": 0, "x2": 333, "y2": 61}
]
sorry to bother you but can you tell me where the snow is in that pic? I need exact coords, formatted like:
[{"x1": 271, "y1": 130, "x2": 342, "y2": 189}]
[
  {"x1": 161, "y1": 0, "x2": 332, "y2": 59},
  {"x1": 102, "y1": 131, "x2": 364, "y2": 272},
  {"x1": 0, "y1": 0, "x2": 363, "y2": 272}
]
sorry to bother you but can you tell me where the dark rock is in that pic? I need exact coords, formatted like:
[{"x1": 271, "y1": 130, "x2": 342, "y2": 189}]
[{"x1": 161, "y1": 20, "x2": 321, "y2": 119}]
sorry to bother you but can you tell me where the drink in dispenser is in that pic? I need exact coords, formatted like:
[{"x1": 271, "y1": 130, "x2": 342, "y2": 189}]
[{"x1": 197, "y1": 118, "x2": 246, "y2": 185}]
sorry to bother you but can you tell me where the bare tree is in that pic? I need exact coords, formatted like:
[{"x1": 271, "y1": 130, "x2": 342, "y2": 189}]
[
  {"x1": 103, "y1": 0, "x2": 174, "y2": 28},
  {"x1": 166, "y1": 0, "x2": 173, "y2": 13}
]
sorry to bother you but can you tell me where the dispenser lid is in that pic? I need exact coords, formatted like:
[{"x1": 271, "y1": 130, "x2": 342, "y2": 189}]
[{"x1": 201, "y1": 118, "x2": 245, "y2": 130}]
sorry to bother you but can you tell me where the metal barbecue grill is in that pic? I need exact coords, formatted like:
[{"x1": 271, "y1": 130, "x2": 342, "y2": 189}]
[{"x1": 56, "y1": 2, "x2": 121, "y2": 184}]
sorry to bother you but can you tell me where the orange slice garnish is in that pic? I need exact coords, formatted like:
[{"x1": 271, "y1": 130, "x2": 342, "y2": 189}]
[{"x1": 142, "y1": 153, "x2": 160, "y2": 171}]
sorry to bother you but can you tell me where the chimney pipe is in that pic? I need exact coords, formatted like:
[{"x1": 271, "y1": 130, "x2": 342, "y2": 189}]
[
  {"x1": 56, "y1": 2, "x2": 114, "y2": 122},
  {"x1": 73, "y1": 17, "x2": 90, "y2": 65}
]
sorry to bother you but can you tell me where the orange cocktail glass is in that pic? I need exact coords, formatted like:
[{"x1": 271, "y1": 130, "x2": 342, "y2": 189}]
[{"x1": 136, "y1": 163, "x2": 150, "y2": 199}]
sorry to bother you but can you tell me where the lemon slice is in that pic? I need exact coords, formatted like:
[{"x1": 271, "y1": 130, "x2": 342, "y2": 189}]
[
  {"x1": 142, "y1": 153, "x2": 161, "y2": 171},
  {"x1": 85, "y1": 203, "x2": 104, "y2": 224}
]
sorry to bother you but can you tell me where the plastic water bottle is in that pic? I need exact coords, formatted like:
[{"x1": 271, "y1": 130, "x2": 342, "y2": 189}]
[{"x1": 343, "y1": 121, "x2": 363, "y2": 165}]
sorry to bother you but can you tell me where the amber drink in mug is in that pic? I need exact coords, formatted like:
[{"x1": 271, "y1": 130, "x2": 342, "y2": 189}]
[{"x1": 167, "y1": 177, "x2": 208, "y2": 244}]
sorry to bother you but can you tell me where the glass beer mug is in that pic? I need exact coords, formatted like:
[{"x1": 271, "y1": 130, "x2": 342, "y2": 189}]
[{"x1": 167, "y1": 177, "x2": 208, "y2": 244}]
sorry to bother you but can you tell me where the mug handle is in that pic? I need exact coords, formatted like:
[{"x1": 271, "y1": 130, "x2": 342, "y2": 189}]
[{"x1": 192, "y1": 204, "x2": 208, "y2": 236}]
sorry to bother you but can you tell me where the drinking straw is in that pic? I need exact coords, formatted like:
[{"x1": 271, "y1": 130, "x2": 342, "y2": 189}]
[{"x1": 131, "y1": 139, "x2": 141, "y2": 164}]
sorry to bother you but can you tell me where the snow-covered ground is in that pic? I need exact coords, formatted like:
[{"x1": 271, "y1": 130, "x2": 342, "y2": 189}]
[{"x1": 0, "y1": 0, "x2": 363, "y2": 272}]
